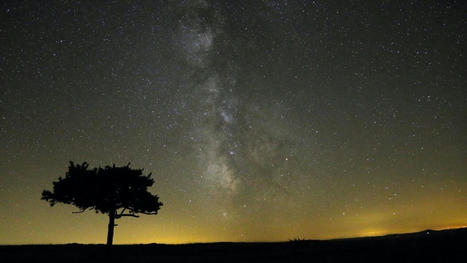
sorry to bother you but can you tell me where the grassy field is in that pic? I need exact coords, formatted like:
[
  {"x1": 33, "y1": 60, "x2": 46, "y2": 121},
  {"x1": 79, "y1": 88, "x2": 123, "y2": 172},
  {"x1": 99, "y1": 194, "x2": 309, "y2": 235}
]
[{"x1": 1, "y1": 228, "x2": 465, "y2": 262}]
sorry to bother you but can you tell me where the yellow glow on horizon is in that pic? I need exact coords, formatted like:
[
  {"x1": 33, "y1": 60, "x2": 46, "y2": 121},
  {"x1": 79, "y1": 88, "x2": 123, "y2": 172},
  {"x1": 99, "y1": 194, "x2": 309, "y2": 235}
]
[{"x1": 1, "y1": 165, "x2": 466, "y2": 245}]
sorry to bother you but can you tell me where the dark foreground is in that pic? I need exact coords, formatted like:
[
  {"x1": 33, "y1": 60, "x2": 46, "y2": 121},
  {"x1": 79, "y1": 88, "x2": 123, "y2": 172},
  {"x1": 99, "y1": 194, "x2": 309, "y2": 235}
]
[{"x1": 1, "y1": 228, "x2": 466, "y2": 263}]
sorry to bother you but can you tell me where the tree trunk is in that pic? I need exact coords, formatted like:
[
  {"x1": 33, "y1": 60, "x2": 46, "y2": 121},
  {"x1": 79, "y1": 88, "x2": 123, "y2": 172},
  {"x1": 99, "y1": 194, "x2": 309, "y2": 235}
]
[{"x1": 107, "y1": 211, "x2": 115, "y2": 246}]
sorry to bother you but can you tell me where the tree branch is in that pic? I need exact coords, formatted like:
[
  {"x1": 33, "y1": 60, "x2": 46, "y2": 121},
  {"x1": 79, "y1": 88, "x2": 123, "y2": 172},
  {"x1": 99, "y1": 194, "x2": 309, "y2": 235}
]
[
  {"x1": 119, "y1": 214, "x2": 139, "y2": 218},
  {"x1": 72, "y1": 207, "x2": 92, "y2": 214},
  {"x1": 114, "y1": 208, "x2": 140, "y2": 218},
  {"x1": 118, "y1": 208, "x2": 126, "y2": 217},
  {"x1": 140, "y1": 211, "x2": 158, "y2": 215}
]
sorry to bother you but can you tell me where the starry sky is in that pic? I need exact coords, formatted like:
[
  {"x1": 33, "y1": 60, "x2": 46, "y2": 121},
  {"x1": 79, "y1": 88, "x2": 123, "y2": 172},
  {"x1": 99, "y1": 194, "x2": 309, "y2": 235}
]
[{"x1": 1, "y1": 0, "x2": 466, "y2": 244}]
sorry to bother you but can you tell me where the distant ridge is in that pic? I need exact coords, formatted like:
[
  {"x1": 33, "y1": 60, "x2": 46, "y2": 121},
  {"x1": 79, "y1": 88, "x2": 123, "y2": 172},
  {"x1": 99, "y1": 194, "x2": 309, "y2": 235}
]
[{"x1": 321, "y1": 227, "x2": 467, "y2": 242}]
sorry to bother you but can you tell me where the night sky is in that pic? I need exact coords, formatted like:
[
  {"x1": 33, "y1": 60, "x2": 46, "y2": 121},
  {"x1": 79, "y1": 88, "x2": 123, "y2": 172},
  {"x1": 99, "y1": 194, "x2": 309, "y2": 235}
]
[{"x1": 1, "y1": 0, "x2": 466, "y2": 244}]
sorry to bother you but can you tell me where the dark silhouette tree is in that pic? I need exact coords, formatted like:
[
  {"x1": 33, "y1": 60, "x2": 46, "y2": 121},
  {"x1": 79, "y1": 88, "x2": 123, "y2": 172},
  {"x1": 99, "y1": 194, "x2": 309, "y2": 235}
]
[{"x1": 41, "y1": 162, "x2": 163, "y2": 245}]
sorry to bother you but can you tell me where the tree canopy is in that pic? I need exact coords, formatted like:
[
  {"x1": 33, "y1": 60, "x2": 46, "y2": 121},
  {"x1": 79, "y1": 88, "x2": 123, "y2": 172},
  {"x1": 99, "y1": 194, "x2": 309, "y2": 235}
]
[{"x1": 41, "y1": 162, "x2": 163, "y2": 244}]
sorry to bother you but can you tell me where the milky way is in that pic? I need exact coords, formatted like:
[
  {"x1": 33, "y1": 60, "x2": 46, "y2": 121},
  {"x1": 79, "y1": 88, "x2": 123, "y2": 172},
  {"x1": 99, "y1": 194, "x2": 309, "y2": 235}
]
[{"x1": 172, "y1": 2, "x2": 313, "y2": 222}]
